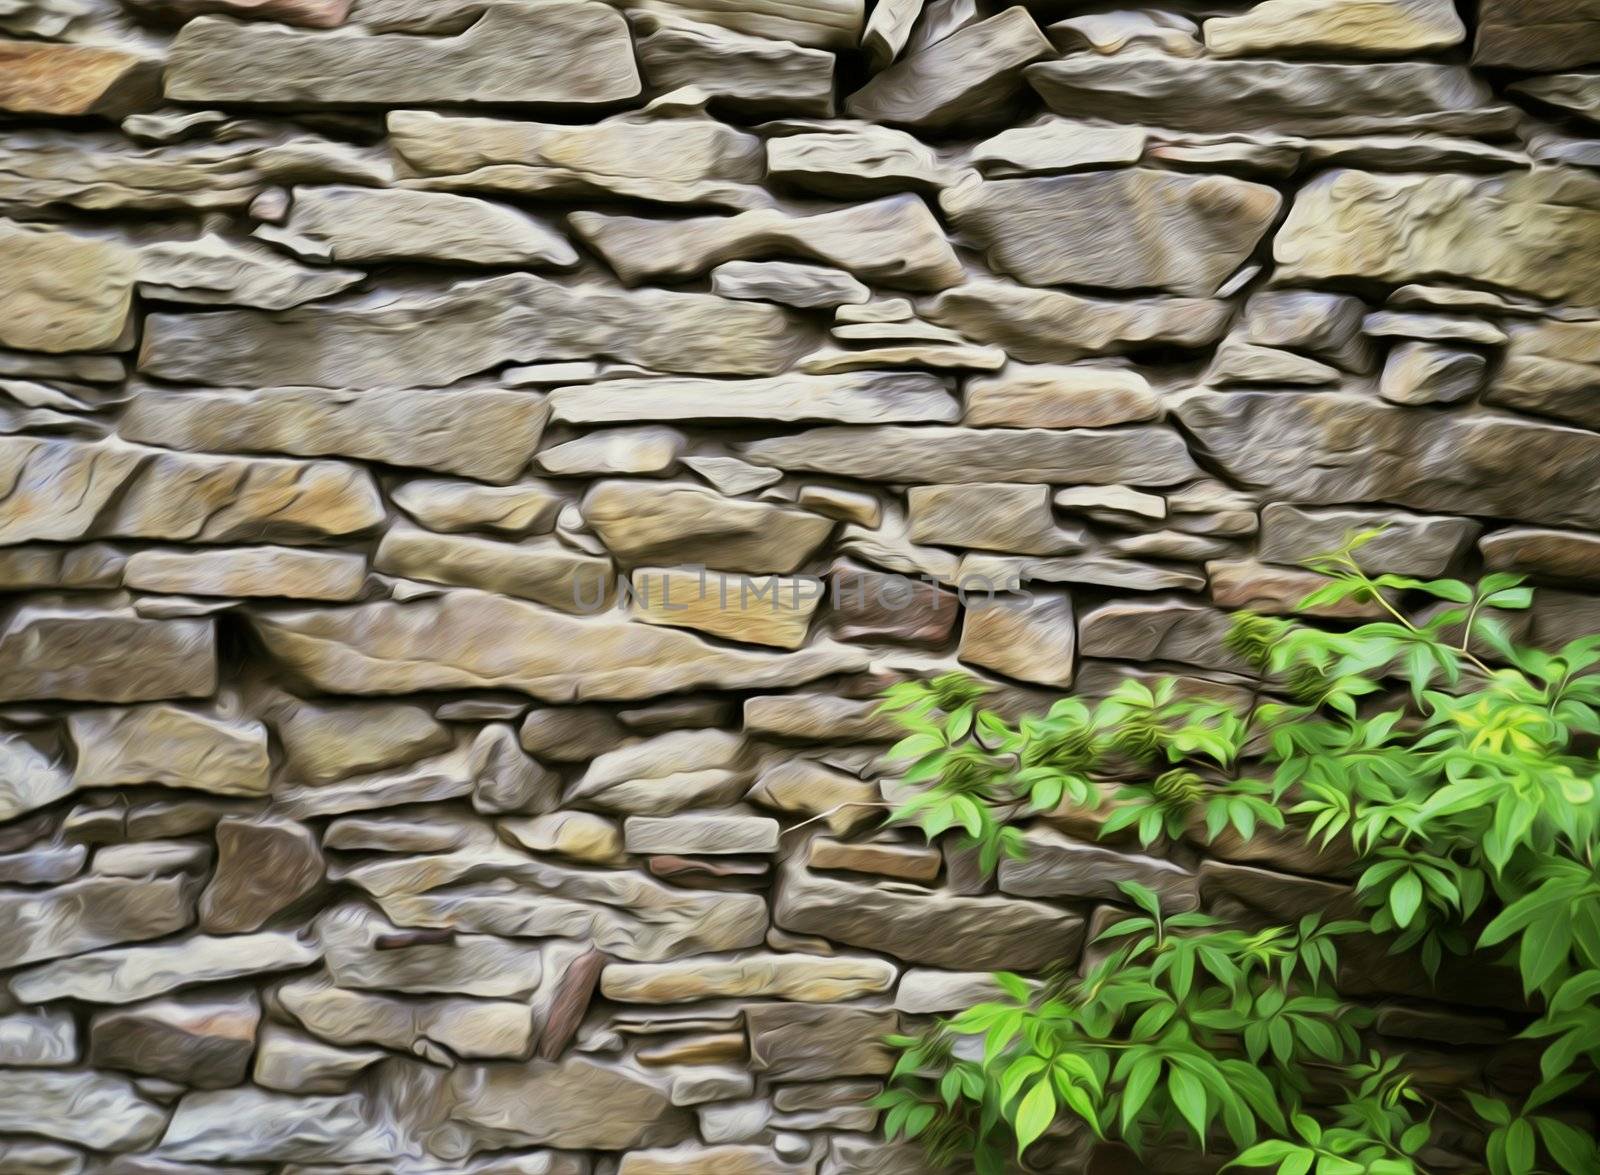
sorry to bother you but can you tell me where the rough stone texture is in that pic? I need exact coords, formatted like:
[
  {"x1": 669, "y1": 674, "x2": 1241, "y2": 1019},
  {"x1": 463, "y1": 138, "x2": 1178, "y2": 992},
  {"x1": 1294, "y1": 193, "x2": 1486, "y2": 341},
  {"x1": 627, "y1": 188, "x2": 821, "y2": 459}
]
[{"x1": 0, "y1": 7, "x2": 1582, "y2": 1171}]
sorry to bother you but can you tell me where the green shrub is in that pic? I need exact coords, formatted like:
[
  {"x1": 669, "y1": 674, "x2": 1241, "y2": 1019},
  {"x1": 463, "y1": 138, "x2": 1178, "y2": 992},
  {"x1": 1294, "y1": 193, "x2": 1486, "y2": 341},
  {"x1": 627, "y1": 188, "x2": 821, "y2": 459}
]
[{"x1": 871, "y1": 533, "x2": 1600, "y2": 1175}]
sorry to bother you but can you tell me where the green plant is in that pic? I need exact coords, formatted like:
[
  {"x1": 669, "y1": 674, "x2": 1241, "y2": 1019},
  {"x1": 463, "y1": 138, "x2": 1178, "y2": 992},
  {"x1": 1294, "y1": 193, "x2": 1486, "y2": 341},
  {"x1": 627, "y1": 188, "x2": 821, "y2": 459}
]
[{"x1": 872, "y1": 532, "x2": 1600, "y2": 1175}]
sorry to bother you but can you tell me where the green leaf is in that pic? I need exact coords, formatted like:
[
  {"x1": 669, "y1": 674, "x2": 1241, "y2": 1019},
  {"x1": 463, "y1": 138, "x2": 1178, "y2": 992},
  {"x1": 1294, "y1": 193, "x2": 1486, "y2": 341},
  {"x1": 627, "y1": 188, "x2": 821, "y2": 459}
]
[
  {"x1": 1505, "y1": 1118, "x2": 1536, "y2": 1175},
  {"x1": 1389, "y1": 871, "x2": 1423, "y2": 929},
  {"x1": 1168, "y1": 1066, "x2": 1209, "y2": 1144},
  {"x1": 1536, "y1": 1116, "x2": 1600, "y2": 1174},
  {"x1": 1014, "y1": 1077, "x2": 1056, "y2": 1155},
  {"x1": 1225, "y1": 1140, "x2": 1302, "y2": 1169}
]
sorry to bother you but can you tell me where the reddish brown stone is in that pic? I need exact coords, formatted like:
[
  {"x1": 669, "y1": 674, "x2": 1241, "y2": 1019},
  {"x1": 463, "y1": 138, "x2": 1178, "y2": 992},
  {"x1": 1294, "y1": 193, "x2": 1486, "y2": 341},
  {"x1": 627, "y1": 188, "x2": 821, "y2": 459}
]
[
  {"x1": 0, "y1": 41, "x2": 161, "y2": 117},
  {"x1": 827, "y1": 560, "x2": 959, "y2": 644},
  {"x1": 536, "y1": 948, "x2": 605, "y2": 1061}
]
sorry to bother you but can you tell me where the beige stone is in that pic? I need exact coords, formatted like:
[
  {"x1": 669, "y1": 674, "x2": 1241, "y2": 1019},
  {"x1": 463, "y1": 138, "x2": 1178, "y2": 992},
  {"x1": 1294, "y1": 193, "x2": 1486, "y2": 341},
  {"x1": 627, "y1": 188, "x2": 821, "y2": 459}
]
[
  {"x1": 123, "y1": 546, "x2": 367, "y2": 601},
  {"x1": 375, "y1": 524, "x2": 612, "y2": 613},
  {"x1": 959, "y1": 590, "x2": 1077, "y2": 687},
  {"x1": 1473, "y1": 0, "x2": 1600, "y2": 70},
  {"x1": 620, "y1": 1147, "x2": 801, "y2": 1175},
  {"x1": 276, "y1": 973, "x2": 534, "y2": 1061},
  {"x1": 970, "y1": 119, "x2": 1146, "y2": 177},
  {"x1": 69, "y1": 703, "x2": 270, "y2": 796},
  {"x1": 632, "y1": 568, "x2": 821, "y2": 650},
  {"x1": 746, "y1": 1003, "x2": 895, "y2": 1079},
  {"x1": 765, "y1": 127, "x2": 954, "y2": 197},
  {"x1": 747, "y1": 759, "x2": 881, "y2": 835},
  {"x1": 583, "y1": 481, "x2": 835, "y2": 573},
  {"x1": 199, "y1": 815, "x2": 324, "y2": 933},
  {"x1": 127, "y1": 0, "x2": 352, "y2": 26},
  {"x1": 567, "y1": 728, "x2": 748, "y2": 815},
  {"x1": 602, "y1": 952, "x2": 894, "y2": 1004},
  {"x1": 500, "y1": 812, "x2": 626, "y2": 865},
  {"x1": 633, "y1": 13, "x2": 836, "y2": 117},
  {"x1": 167, "y1": 4, "x2": 639, "y2": 105},
  {"x1": 0, "y1": 602, "x2": 216, "y2": 704},
  {"x1": 11, "y1": 931, "x2": 319, "y2": 1004},
  {"x1": 0, "y1": 40, "x2": 159, "y2": 117},
  {"x1": 551, "y1": 371, "x2": 955, "y2": 427},
  {"x1": 571, "y1": 195, "x2": 962, "y2": 291},
  {"x1": 965, "y1": 365, "x2": 1159, "y2": 428},
  {"x1": 808, "y1": 838, "x2": 941, "y2": 882},
  {"x1": 908, "y1": 483, "x2": 1080, "y2": 555},
  {"x1": 0, "y1": 220, "x2": 135, "y2": 353},
  {"x1": 847, "y1": 7, "x2": 1052, "y2": 129},
  {"x1": 1205, "y1": 0, "x2": 1464, "y2": 57},
  {"x1": 539, "y1": 427, "x2": 685, "y2": 477},
  {"x1": 252, "y1": 1022, "x2": 386, "y2": 1094},
  {"x1": 392, "y1": 479, "x2": 565, "y2": 537},
  {"x1": 277, "y1": 698, "x2": 451, "y2": 786},
  {"x1": 624, "y1": 814, "x2": 781, "y2": 855},
  {"x1": 135, "y1": 233, "x2": 363, "y2": 310}
]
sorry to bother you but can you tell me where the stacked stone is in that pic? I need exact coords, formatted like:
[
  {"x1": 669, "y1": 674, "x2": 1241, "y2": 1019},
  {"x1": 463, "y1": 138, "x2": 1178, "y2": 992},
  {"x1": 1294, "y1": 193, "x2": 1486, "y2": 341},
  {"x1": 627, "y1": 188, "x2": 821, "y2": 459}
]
[{"x1": 0, "y1": 0, "x2": 1596, "y2": 1170}]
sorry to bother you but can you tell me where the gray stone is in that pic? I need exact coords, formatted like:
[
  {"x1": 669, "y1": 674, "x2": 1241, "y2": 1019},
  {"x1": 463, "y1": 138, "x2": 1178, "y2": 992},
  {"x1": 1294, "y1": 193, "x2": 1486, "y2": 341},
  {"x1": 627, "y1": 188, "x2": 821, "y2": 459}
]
[
  {"x1": 277, "y1": 698, "x2": 451, "y2": 786},
  {"x1": 633, "y1": 13, "x2": 835, "y2": 117},
  {"x1": 167, "y1": 3, "x2": 639, "y2": 105},
  {"x1": 317, "y1": 903, "x2": 545, "y2": 998},
  {"x1": 0, "y1": 435, "x2": 384, "y2": 546},
  {"x1": 826, "y1": 560, "x2": 958, "y2": 645},
  {"x1": 1259, "y1": 505, "x2": 1480, "y2": 576},
  {"x1": 1379, "y1": 342, "x2": 1486, "y2": 405},
  {"x1": 895, "y1": 970, "x2": 1018, "y2": 1014},
  {"x1": 92, "y1": 839, "x2": 212, "y2": 878},
  {"x1": 120, "y1": 385, "x2": 549, "y2": 485},
  {"x1": 552, "y1": 371, "x2": 954, "y2": 427},
  {"x1": 582, "y1": 480, "x2": 835, "y2": 573},
  {"x1": 389, "y1": 104, "x2": 766, "y2": 209},
  {"x1": 198, "y1": 815, "x2": 324, "y2": 933},
  {"x1": 156, "y1": 1086, "x2": 403, "y2": 1163},
  {"x1": 258, "y1": 185, "x2": 576, "y2": 267},
  {"x1": 999, "y1": 826, "x2": 1199, "y2": 910},
  {"x1": 135, "y1": 233, "x2": 362, "y2": 311},
  {"x1": 603, "y1": 952, "x2": 894, "y2": 1004},
  {"x1": 69, "y1": 703, "x2": 270, "y2": 796},
  {"x1": 570, "y1": 195, "x2": 963, "y2": 291},
  {"x1": 1210, "y1": 559, "x2": 1387, "y2": 619},
  {"x1": 969, "y1": 119, "x2": 1145, "y2": 177},
  {"x1": 1174, "y1": 390, "x2": 1600, "y2": 530},
  {"x1": 624, "y1": 814, "x2": 780, "y2": 855},
  {"x1": 747, "y1": 759, "x2": 882, "y2": 835},
  {"x1": 774, "y1": 861, "x2": 1084, "y2": 969},
  {"x1": 0, "y1": 843, "x2": 86, "y2": 885},
  {"x1": 0, "y1": 1070, "x2": 166, "y2": 1152},
  {"x1": 1277, "y1": 169, "x2": 1600, "y2": 307},
  {"x1": 0, "y1": 873, "x2": 198, "y2": 968},
  {"x1": 908, "y1": 483, "x2": 1080, "y2": 555},
  {"x1": 10, "y1": 931, "x2": 320, "y2": 1005},
  {"x1": 1206, "y1": 339, "x2": 1342, "y2": 387},
  {"x1": 1240, "y1": 290, "x2": 1373, "y2": 372},
  {"x1": 89, "y1": 990, "x2": 259, "y2": 1087},
  {"x1": 1199, "y1": 860, "x2": 1358, "y2": 923},
  {"x1": 846, "y1": 7, "x2": 1052, "y2": 129},
  {"x1": 765, "y1": 127, "x2": 953, "y2": 198},
  {"x1": 747, "y1": 1004, "x2": 895, "y2": 1080},
  {"x1": 275, "y1": 972, "x2": 534, "y2": 1061},
  {"x1": 375, "y1": 524, "x2": 612, "y2": 613},
  {"x1": 710, "y1": 261, "x2": 870, "y2": 309},
  {"x1": 963, "y1": 553, "x2": 1205, "y2": 594},
  {"x1": 923, "y1": 282, "x2": 1233, "y2": 364},
  {"x1": 964, "y1": 365, "x2": 1158, "y2": 428},
  {"x1": 1511, "y1": 72, "x2": 1600, "y2": 123},
  {"x1": 672, "y1": 1068, "x2": 755, "y2": 1106},
  {"x1": 1487, "y1": 321, "x2": 1600, "y2": 429},
  {"x1": 741, "y1": 425, "x2": 1197, "y2": 485},
  {"x1": 0, "y1": 1008, "x2": 78, "y2": 1066},
  {"x1": 323, "y1": 812, "x2": 486, "y2": 855},
  {"x1": 1474, "y1": 0, "x2": 1600, "y2": 70},
  {"x1": 1078, "y1": 597, "x2": 1249, "y2": 674},
  {"x1": 959, "y1": 591, "x2": 1077, "y2": 687},
  {"x1": 392, "y1": 479, "x2": 565, "y2": 537},
  {"x1": 139, "y1": 274, "x2": 810, "y2": 386},
  {"x1": 943, "y1": 169, "x2": 1280, "y2": 297},
  {"x1": 253, "y1": 1022, "x2": 387, "y2": 1094},
  {"x1": 1364, "y1": 311, "x2": 1506, "y2": 347},
  {"x1": 1028, "y1": 57, "x2": 1506, "y2": 135},
  {"x1": 0, "y1": 735, "x2": 75, "y2": 824},
  {"x1": 568, "y1": 729, "x2": 749, "y2": 816}
]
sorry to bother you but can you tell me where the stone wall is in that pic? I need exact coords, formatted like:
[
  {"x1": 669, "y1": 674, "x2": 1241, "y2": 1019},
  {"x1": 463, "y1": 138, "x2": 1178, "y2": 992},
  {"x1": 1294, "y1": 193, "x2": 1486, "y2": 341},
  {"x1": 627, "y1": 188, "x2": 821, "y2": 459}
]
[{"x1": 2, "y1": 0, "x2": 1599, "y2": 1171}]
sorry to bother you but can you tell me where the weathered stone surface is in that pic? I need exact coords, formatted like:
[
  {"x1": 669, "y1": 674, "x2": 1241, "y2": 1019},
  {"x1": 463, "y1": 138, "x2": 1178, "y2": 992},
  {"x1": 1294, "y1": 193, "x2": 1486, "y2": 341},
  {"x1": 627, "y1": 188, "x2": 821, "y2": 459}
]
[
  {"x1": 1078, "y1": 597, "x2": 1249, "y2": 674},
  {"x1": 1207, "y1": 339, "x2": 1342, "y2": 387},
  {"x1": 121, "y1": 385, "x2": 548, "y2": 485},
  {"x1": 571, "y1": 196, "x2": 962, "y2": 291},
  {"x1": 323, "y1": 811, "x2": 484, "y2": 854},
  {"x1": 128, "y1": 0, "x2": 352, "y2": 25},
  {"x1": 124, "y1": 546, "x2": 367, "y2": 601},
  {"x1": 808, "y1": 837, "x2": 940, "y2": 882},
  {"x1": 1260, "y1": 505, "x2": 1479, "y2": 576},
  {"x1": 141, "y1": 274, "x2": 809, "y2": 386},
  {"x1": 747, "y1": 1004, "x2": 894, "y2": 1080},
  {"x1": 198, "y1": 815, "x2": 323, "y2": 932},
  {"x1": 1379, "y1": 342, "x2": 1486, "y2": 405},
  {"x1": 317, "y1": 903, "x2": 544, "y2": 997},
  {"x1": 0, "y1": 601, "x2": 216, "y2": 703},
  {"x1": 908, "y1": 483, "x2": 1078, "y2": 556},
  {"x1": 0, "y1": 842, "x2": 85, "y2": 886},
  {"x1": 0, "y1": 735, "x2": 75, "y2": 824},
  {"x1": 943, "y1": 170, "x2": 1280, "y2": 297},
  {"x1": 434, "y1": 1058, "x2": 692, "y2": 1153},
  {"x1": 633, "y1": 13, "x2": 835, "y2": 117},
  {"x1": 1473, "y1": 0, "x2": 1600, "y2": 70},
  {"x1": 607, "y1": 951, "x2": 895, "y2": 1005},
  {"x1": 583, "y1": 481, "x2": 835, "y2": 573},
  {"x1": 276, "y1": 973, "x2": 534, "y2": 1061},
  {"x1": 69, "y1": 703, "x2": 269, "y2": 796},
  {"x1": 798, "y1": 341, "x2": 1005, "y2": 374},
  {"x1": 0, "y1": 1070, "x2": 166, "y2": 1152},
  {"x1": 0, "y1": 1009, "x2": 77, "y2": 1066},
  {"x1": 1205, "y1": 0, "x2": 1464, "y2": 57},
  {"x1": 1200, "y1": 860, "x2": 1358, "y2": 922},
  {"x1": 923, "y1": 282, "x2": 1233, "y2": 363},
  {"x1": 826, "y1": 560, "x2": 958, "y2": 645},
  {"x1": 1209, "y1": 559, "x2": 1385, "y2": 619},
  {"x1": 278, "y1": 698, "x2": 451, "y2": 785},
  {"x1": 1511, "y1": 73, "x2": 1600, "y2": 124},
  {"x1": 742, "y1": 425, "x2": 1197, "y2": 485},
  {"x1": 1028, "y1": 57, "x2": 1505, "y2": 135},
  {"x1": 1480, "y1": 528, "x2": 1600, "y2": 584},
  {"x1": 0, "y1": 40, "x2": 159, "y2": 117},
  {"x1": 620, "y1": 1145, "x2": 801, "y2": 1175},
  {"x1": 376, "y1": 525, "x2": 611, "y2": 613},
  {"x1": 390, "y1": 105, "x2": 766, "y2": 209},
  {"x1": 135, "y1": 234, "x2": 362, "y2": 310},
  {"x1": 258, "y1": 186, "x2": 577, "y2": 267},
  {"x1": 747, "y1": 759, "x2": 882, "y2": 834},
  {"x1": 1174, "y1": 390, "x2": 1600, "y2": 529},
  {"x1": 568, "y1": 729, "x2": 747, "y2": 815},
  {"x1": 11, "y1": 931, "x2": 319, "y2": 1004},
  {"x1": 0, "y1": 435, "x2": 384, "y2": 546},
  {"x1": 157, "y1": 1086, "x2": 402, "y2": 1163},
  {"x1": 392, "y1": 479, "x2": 564, "y2": 537},
  {"x1": 624, "y1": 814, "x2": 781, "y2": 855},
  {"x1": 999, "y1": 826, "x2": 1197, "y2": 909},
  {"x1": 959, "y1": 591, "x2": 1076, "y2": 687},
  {"x1": 710, "y1": 261, "x2": 869, "y2": 308},
  {"x1": 518, "y1": 706, "x2": 627, "y2": 761},
  {"x1": 1364, "y1": 310, "x2": 1506, "y2": 347},
  {"x1": 896, "y1": 969, "x2": 1018, "y2": 1014},
  {"x1": 847, "y1": 7, "x2": 1052, "y2": 129},
  {"x1": 167, "y1": 4, "x2": 639, "y2": 105},
  {"x1": 89, "y1": 990, "x2": 259, "y2": 1087},
  {"x1": 964, "y1": 365, "x2": 1158, "y2": 428},
  {"x1": 1487, "y1": 321, "x2": 1600, "y2": 428},
  {"x1": 765, "y1": 128, "x2": 952, "y2": 198},
  {"x1": 551, "y1": 371, "x2": 955, "y2": 426},
  {"x1": 1, "y1": 220, "x2": 136, "y2": 353},
  {"x1": 1278, "y1": 169, "x2": 1600, "y2": 307},
  {"x1": 500, "y1": 812, "x2": 626, "y2": 865},
  {"x1": 253, "y1": 1022, "x2": 386, "y2": 1094},
  {"x1": 632, "y1": 568, "x2": 821, "y2": 650},
  {"x1": 969, "y1": 119, "x2": 1144, "y2": 177},
  {"x1": 774, "y1": 861, "x2": 1083, "y2": 969}
]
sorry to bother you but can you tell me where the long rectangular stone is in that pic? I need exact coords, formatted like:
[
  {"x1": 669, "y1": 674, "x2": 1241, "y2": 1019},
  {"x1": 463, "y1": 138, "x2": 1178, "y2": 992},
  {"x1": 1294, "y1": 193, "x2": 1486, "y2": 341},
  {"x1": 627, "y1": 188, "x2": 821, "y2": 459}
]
[
  {"x1": 549, "y1": 371, "x2": 958, "y2": 425},
  {"x1": 0, "y1": 602, "x2": 217, "y2": 703},
  {"x1": 138, "y1": 273, "x2": 812, "y2": 386},
  {"x1": 739, "y1": 425, "x2": 1198, "y2": 484},
  {"x1": 0, "y1": 874, "x2": 197, "y2": 968}
]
